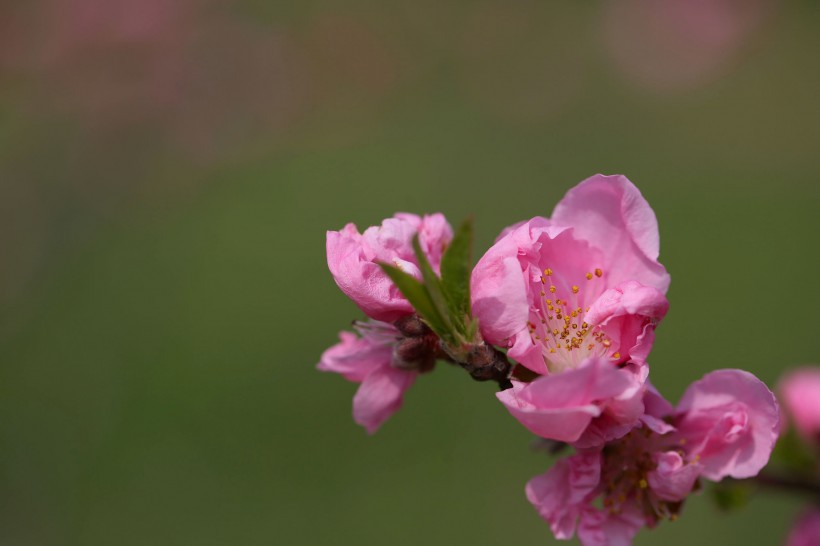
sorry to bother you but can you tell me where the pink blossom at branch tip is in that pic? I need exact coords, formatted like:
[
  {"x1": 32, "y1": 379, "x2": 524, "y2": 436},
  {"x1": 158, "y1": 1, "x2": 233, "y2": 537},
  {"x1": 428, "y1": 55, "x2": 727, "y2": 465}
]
[
  {"x1": 327, "y1": 213, "x2": 452, "y2": 322},
  {"x1": 675, "y1": 369, "x2": 780, "y2": 480},
  {"x1": 786, "y1": 509, "x2": 820, "y2": 546},
  {"x1": 778, "y1": 366, "x2": 820, "y2": 444},
  {"x1": 472, "y1": 174, "x2": 670, "y2": 377},
  {"x1": 525, "y1": 369, "x2": 780, "y2": 545},
  {"x1": 318, "y1": 321, "x2": 416, "y2": 434},
  {"x1": 496, "y1": 357, "x2": 644, "y2": 446}
]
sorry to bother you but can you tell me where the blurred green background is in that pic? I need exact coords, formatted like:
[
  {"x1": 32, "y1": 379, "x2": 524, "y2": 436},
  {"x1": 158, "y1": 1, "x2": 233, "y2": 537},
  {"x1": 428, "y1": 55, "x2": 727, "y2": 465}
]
[{"x1": 1, "y1": 0, "x2": 818, "y2": 544}]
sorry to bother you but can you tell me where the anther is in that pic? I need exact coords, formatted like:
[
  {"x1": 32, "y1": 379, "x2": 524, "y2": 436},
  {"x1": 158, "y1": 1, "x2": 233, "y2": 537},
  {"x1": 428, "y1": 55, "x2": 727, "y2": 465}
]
[
  {"x1": 595, "y1": 268, "x2": 603, "y2": 277},
  {"x1": 572, "y1": 285, "x2": 579, "y2": 294}
]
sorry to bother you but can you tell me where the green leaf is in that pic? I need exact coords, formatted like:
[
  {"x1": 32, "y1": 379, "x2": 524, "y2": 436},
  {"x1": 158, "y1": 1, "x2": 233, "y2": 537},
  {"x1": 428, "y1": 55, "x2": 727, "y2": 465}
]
[
  {"x1": 378, "y1": 262, "x2": 451, "y2": 341},
  {"x1": 440, "y1": 217, "x2": 474, "y2": 329},
  {"x1": 411, "y1": 235, "x2": 460, "y2": 337}
]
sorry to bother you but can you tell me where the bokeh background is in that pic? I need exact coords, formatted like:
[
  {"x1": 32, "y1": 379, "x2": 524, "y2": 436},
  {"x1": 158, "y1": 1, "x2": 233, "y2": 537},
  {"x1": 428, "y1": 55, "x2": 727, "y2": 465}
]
[{"x1": 1, "y1": 0, "x2": 819, "y2": 544}]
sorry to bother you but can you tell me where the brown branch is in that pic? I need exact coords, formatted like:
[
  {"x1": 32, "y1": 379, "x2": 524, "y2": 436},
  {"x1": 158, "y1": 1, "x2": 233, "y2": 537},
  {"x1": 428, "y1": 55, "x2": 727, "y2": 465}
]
[{"x1": 748, "y1": 471, "x2": 820, "y2": 501}]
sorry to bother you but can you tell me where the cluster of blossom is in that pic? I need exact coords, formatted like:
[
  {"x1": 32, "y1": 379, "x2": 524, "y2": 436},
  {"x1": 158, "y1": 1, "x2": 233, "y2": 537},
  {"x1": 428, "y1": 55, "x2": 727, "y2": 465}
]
[
  {"x1": 318, "y1": 174, "x2": 781, "y2": 545},
  {"x1": 778, "y1": 367, "x2": 820, "y2": 546}
]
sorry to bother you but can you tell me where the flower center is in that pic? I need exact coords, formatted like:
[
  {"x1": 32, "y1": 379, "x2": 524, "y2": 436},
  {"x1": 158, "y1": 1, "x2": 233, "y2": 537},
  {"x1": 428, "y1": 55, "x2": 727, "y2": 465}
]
[
  {"x1": 526, "y1": 266, "x2": 617, "y2": 373},
  {"x1": 601, "y1": 429, "x2": 692, "y2": 525}
]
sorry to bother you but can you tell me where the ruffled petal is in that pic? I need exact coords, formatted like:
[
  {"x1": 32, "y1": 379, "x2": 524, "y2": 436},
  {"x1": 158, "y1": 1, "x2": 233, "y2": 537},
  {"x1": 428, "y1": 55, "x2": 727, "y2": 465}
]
[
  {"x1": 577, "y1": 505, "x2": 645, "y2": 546},
  {"x1": 496, "y1": 358, "x2": 638, "y2": 443},
  {"x1": 675, "y1": 369, "x2": 780, "y2": 480},
  {"x1": 470, "y1": 237, "x2": 530, "y2": 346},
  {"x1": 551, "y1": 174, "x2": 670, "y2": 294},
  {"x1": 647, "y1": 451, "x2": 700, "y2": 501},
  {"x1": 327, "y1": 214, "x2": 452, "y2": 322},
  {"x1": 585, "y1": 280, "x2": 669, "y2": 366},
  {"x1": 526, "y1": 451, "x2": 601, "y2": 540}
]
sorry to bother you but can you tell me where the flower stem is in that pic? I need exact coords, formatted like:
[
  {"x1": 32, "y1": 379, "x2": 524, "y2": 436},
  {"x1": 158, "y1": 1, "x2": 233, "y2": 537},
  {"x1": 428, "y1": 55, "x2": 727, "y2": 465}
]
[{"x1": 438, "y1": 343, "x2": 513, "y2": 390}]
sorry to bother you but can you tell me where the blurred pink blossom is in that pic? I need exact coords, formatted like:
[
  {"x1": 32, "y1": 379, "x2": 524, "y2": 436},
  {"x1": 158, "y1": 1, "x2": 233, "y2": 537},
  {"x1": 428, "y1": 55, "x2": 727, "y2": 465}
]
[
  {"x1": 602, "y1": 0, "x2": 777, "y2": 92},
  {"x1": 786, "y1": 509, "x2": 820, "y2": 546},
  {"x1": 778, "y1": 366, "x2": 820, "y2": 444},
  {"x1": 0, "y1": 0, "x2": 308, "y2": 158}
]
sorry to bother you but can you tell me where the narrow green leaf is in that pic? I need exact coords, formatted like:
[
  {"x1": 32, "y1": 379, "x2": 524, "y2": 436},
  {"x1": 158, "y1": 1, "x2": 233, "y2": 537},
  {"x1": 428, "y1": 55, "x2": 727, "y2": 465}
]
[
  {"x1": 411, "y1": 235, "x2": 460, "y2": 337},
  {"x1": 440, "y1": 217, "x2": 473, "y2": 325},
  {"x1": 378, "y1": 263, "x2": 451, "y2": 340}
]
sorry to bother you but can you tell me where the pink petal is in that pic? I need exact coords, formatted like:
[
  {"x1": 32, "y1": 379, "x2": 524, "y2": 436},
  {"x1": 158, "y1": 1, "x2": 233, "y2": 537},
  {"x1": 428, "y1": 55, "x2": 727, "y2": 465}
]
[
  {"x1": 470, "y1": 237, "x2": 530, "y2": 346},
  {"x1": 352, "y1": 363, "x2": 416, "y2": 434},
  {"x1": 496, "y1": 358, "x2": 637, "y2": 443},
  {"x1": 551, "y1": 174, "x2": 670, "y2": 294},
  {"x1": 413, "y1": 212, "x2": 453, "y2": 269},
  {"x1": 526, "y1": 451, "x2": 601, "y2": 540},
  {"x1": 327, "y1": 214, "x2": 452, "y2": 322},
  {"x1": 573, "y1": 371, "x2": 645, "y2": 448},
  {"x1": 676, "y1": 369, "x2": 780, "y2": 480},
  {"x1": 585, "y1": 280, "x2": 669, "y2": 366},
  {"x1": 317, "y1": 328, "x2": 395, "y2": 382},
  {"x1": 647, "y1": 451, "x2": 701, "y2": 501},
  {"x1": 507, "y1": 328, "x2": 550, "y2": 375},
  {"x1": 577, "y1": 505, "x2": 645, "y2": 546}
]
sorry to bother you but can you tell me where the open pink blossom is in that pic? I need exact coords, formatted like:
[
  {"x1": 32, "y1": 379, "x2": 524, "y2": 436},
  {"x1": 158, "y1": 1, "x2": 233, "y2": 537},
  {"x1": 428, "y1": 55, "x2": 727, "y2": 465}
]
[
  {"x1": 778, "y1": 366, "x2": 820, "y2": 444},
  {"x1": 327, "y1": 213, "x2": 452, "y2": 322},
  {"x1": 675, "y1": 369, "x2": 780, "y2": 480},
  {"x1": 317, "y1": 321, "x2": 416, "y2": 434},
  {"x1": 471, "y1": 174, "x2": 670, "y2": 377},
  {"x1": 525, "y1": 369, "x2": 779, "y2": 545},
  {"x1": 786, "y1": 509, "x2": 820, "y2": 546},
  {"x1": 474, "y1": 175, "x2": 668, "y2": 444},
  {"x1": 496, "y1": 357, "x2": 644, "y2": 446}
]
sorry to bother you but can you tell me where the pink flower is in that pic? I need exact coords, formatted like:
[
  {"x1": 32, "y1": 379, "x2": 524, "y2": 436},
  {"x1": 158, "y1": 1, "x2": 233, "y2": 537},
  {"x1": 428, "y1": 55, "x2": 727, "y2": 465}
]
[
  {"x1": 496, "y1": 357, "x2": 645, "y2": 446},
  {"x1": 471, "y1": 174, "x2": 670, "y2": 376},
  {"x1": 525, "y1": 369, "x2": 779, "y2": 545},
  {"x1": 327, "y1": 213, "x2": 452, "y2": 322},
  {"x1": 474, "y1": 175, "x2": 669, "y2": 443},
  {"x1": 317, "y1": 321, "x2": 417, "y2": 434},
  {"x1": 786, "y1": 509, "x2": 820, "y2": 546},
  {"x1": 778, "y1": 366, "x2": 820, "y2": 444},
  {"x1": 675, "y1": 369, "x2": 781, "y2": 480}
]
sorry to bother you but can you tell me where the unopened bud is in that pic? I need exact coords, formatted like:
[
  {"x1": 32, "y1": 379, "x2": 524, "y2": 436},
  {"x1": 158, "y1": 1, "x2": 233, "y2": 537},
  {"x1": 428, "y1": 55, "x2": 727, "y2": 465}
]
[{"x1": 393, "y1": 314, "x2": 431, "y2": 338}]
